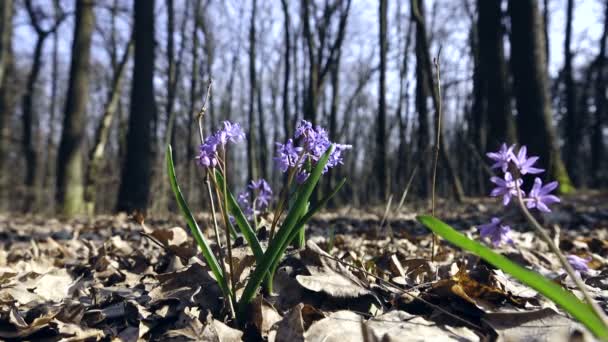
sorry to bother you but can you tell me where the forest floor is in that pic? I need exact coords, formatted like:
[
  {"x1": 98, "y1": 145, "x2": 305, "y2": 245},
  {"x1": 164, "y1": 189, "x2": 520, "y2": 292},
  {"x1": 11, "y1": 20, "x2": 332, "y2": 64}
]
[{"x1": 0, "y1": 192, "x2": 607, "y2": 341}]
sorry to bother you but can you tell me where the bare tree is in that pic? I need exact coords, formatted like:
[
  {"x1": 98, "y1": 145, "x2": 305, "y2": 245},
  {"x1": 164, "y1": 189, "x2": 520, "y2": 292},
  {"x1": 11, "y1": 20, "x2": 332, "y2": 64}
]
[
  {"x1": 247, "y1": 0, "x2": 259, "y2": 183},
  {"x1": 592, "y1": 0, "x2": 608, "y2": 185},
  {"x1": 280, "y1": 0, "x2": 292, "y2": 141},
  {"x1": 84, "y1": 36, "x2": 133, "y2": 213},
  {"x1": 562, "y1": 0, "x2": 580, "y2": 183},
  {"x1": 475, "y1": 0, "x2": 515, "y2": 151},
  {"x1": 508, "y1": 0, "x2": 573, "y2": 192},
  {"x1": 0, "y1": 0, "x2": 13, "y2": 208},
  {"x1": 21, "y1": 0, "x2": 65, "y2": 210},
  {"x1": 301, "y1": 0, "x2": 352, "y2": 125},
  {"x1": 56, "y1": 0, "x2": 95, "y2": 216},
  {"x1": 411, "y1": 0, "x2": 464, "y2": 201},
  {"x1": 376, "y1": 0, "x2": 388, "y2": 199},
  {"x1": 116, "y1": 0, "x2": 157, "y2": 212}
]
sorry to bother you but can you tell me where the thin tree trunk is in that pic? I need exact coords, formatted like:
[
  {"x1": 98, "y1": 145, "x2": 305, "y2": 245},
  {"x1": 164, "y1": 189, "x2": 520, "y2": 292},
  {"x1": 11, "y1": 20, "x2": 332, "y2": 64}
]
[
  {"x1": 84, "y1": 37, "x2": 133, "y2": 214},
  {"x1": 281, "y1": 0, "x2": 291, "y2": 141},
  {"x1": 592, "y1": 0, "x2": 608, "y2": 185},
  {"x1": 508, "y1": 0, "x2": 574, "y2": 192},
  {"x1": 376, "y1": 0, "x2": 388, "y2": 199},
  {"x1": 396, "y1": 7, "x2": 413, "y2": 190},
  {"x1": 21, "y1": 36, "x2": 45, "y2": 211},
  {"x1": 256, "y1": 78, "x2": 268, "y2": 180},
  {"x1": 412, "y1": 0, "x2": 464, "y2": 201},
  {"x1": 186, "y1": 0, "x2": 201, "y2": 205},
  {"x1": 247, "y1": 0, "x2": 259, "y2": 183},
  {"x1": 22, "y1": 0, "x2": 64, "y2": 211},
  {"x1": 563, "y1": 0, "x2": 579, "y2": 184},
  {"x1": 116, "y1": 0, "x2": 157, "y2": 212},
  {"x1": 43, "y1": 0, "x2": 62, "y2": 208},
  {"x1": 477, "y1": 0, "x2": 515, "y2": 151},
  {"x1": 413, "y1": 0, "x2": 431, "y2": 197},
  {"x1": 0, "y1": 0, "x2": 13, "y2": 209},
  {"x1": 56, "y1": 0, "x2": 95, "y2": 216}
]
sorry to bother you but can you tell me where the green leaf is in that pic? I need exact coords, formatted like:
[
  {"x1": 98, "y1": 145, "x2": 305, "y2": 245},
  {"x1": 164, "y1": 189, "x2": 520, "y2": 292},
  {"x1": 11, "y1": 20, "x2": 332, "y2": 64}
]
[
  {"x1": 417, "y1": 215, "x2": 608, "y2": 339},
  {"x1": 215, "y1": 171, "x2": 264, "y2": 262},
  {"x1": 237, "y1": 146, "x2": 335, "y2": 315},
  {"x1": 266, "y1": 177, "x2": 347, "y2": 291},
  {"x1": 166, "y1": 145, "x2": 231, "y2": 299}
]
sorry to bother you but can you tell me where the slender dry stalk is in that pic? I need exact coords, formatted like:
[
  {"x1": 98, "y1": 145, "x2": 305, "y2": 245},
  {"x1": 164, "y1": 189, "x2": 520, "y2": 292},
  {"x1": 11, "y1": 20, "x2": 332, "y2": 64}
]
[
  {"x1": 196, "y1": 80, "x2": 235, "y2": 319},
  {"x1": 430, "y1": 48, "x2": 443, "y2": 262}
]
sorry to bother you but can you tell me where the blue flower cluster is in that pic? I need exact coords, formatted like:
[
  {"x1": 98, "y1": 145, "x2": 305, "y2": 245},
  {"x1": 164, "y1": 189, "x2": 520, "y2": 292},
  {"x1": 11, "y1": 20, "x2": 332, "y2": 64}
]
[
  {"x1": 197, "y1": 121, "x2": 245, "y2": 168},
  {"x1": 478, "y1": 143, "x2": 560, "y2": 247},
  {"x1": 274, "y1": 119, "x2": 351, "y2": 183},
  {"x1": 237, "y1": 179, "x2": 273, "y2": 219}
]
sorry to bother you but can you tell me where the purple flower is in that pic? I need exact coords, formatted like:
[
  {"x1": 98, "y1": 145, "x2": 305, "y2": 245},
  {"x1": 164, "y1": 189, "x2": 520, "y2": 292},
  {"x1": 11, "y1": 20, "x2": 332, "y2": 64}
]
[
  {"x1": 295, "y1": 119, "x2": 315, "y2": 139},
  {"x1": 478, "y1": 217, "x2": 513, "y2": 247},
  {"x1": 526, "y1": 178, "x2": 560, "y2": 212},
  {"x1": 490, "y1": 172, "x2": 523, "y2": 205},
  {"x1": 567, "y1": 254, "x2": 591, "y2": 274},
  {"x1": 237, "y1": 191, "x2": 254, "y2": 218},
  {"x1": 512, "y1": 146, "x2": 544, "y2": 175},
  {"x1": 277, "y1": 120, "x2": 350, "y2": 176},
  {"x1": 221, "y1": 121, "x2": 245, "y2": 143},
  {"x1": 274, "y1": 139, "x2": 303, "y2": 172},
  {"x1": 326, "y1": 143, "x2": 352, "y2": 172},
  {"x1": 486, "y1": 143, "x2": 515, "y2": 172},
  {"x1": 196, "y1": 142, "x2": 218, "y2": 168},
  {"x1": 295, "y1": 170, "x2": 309, "y2": 184},
  {"x1": 249, "y1": 179, "x2": 273, "y2": 210}
]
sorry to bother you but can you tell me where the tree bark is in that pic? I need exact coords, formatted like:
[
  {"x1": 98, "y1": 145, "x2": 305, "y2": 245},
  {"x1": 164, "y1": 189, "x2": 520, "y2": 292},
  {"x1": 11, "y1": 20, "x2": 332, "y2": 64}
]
[
  {"x1": 84, "y1": 37, "x2": 133, "y2": 214},
  {"x1": 116, "y1": 0, "x2": 157, "y2": 212},
  {"x1": 476, "y1": 0, "x2": 515, "y2": 151},
  {"x1": 22, "y1": 0, "x2": 65, "y2": 211},
  {"x1": 413, "y1": 0, "x2": 431, "y2": 197},
  {"x1": 508, "y1": 0, "x2": 574, "y2": 192},
  {"x1": 0, "y1": 0, "x2": 13, "y2": 209},
  {"x1": 247, "y1": 0, "x2": 259, "y2": 183},
  {"x1": 563, "y1": 0, "x2": 579, "y2": 184},
  {"x1": 301, "y1": 0, "x2": 352, "y2": 126},
  {"x1": 280, "y1": 0, "x2": 291, "y2": 141},
  {"x1": 376, "y1": 0, "x2": 388, "y2": 199},
  {"x1": 56, "y1": 0, "x2": 95, "y2": 216},
  {"x1": 412, "y1": 0, "x2": 464, "y2": 201},
  {"x1": 592, "y1": 0, "x2": 608, "y2": 185}
]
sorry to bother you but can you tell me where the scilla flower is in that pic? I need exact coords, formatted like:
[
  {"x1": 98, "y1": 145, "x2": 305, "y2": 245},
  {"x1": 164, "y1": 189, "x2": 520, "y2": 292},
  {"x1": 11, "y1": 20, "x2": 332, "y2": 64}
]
[{"x1": 478, "y1": 217, "x2": 513, "y2": 247}]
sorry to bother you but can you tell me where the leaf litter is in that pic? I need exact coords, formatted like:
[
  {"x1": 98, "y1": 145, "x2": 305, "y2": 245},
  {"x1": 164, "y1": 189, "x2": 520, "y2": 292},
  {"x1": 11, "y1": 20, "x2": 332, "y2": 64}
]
[{"x1": 0, "y1": 193, "x2": 606, "y2": 341}]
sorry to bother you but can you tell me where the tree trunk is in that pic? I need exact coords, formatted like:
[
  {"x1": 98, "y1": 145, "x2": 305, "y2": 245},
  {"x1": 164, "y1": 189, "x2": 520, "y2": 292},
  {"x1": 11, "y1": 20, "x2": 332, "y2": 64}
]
[
  {"x1": 376, "y1": 0, "x2": 388, "y2": 199},
  {"x1": 0, "y1": 0, "x2": 13, "y2": 209},
  {"x1": 301, "y1": 0, "x2": 352, "y2": 126},
  {"x1": 477, "y1": 0, "x2": 515, "y2": 151},
  {"x1": 412, "y1": 0, "x2": 464, "y2": 201},
  {"x1": 84, "y1": 38, "x2": 133, "y2": 214},
  {"x1": 247, "y1": 0, "x2": 259, "y2": 183},
  {"x1": 56, "y1": 0, "x2": 95, "y2": 216},
  {"x1": 22, "y1": 0, "x2": 65, "y2": 211},
  {"x1": 592, "y1": 0, "x2": 608, "y2": 185},
  {"x1": 281, "y1": 0, "x2": 291, "y2": 141},
  {"x1": 396, "y1": 6, "x2": 413, "y2": 191},
  {"x1": 116, "y1": 0, "x2": 157, "y2": 212},
  {"x1": 165, "y1": 0, "x2": 177, "y2": 149},
  {"x1": 186, "y1": 0, "x2": 201, "y2": 205},
  {"x1": 563, "y1": 0, "x2": 579, "y2": 184},
  {"x1": 21, "y1": 35, "x2": 45, "y2": 211},
  {"x1": 543, "y1": 0, "x2": 550, "y2": 66},
  {"x1": 508, "y1": 0, "x2": 574, "y2": 193},
  {"x1": 413, "y1": 0, "x2": 431, "y2": 197},
  {"x1": 256, "y1": 78, "x2": 268, "y2": 180}
]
